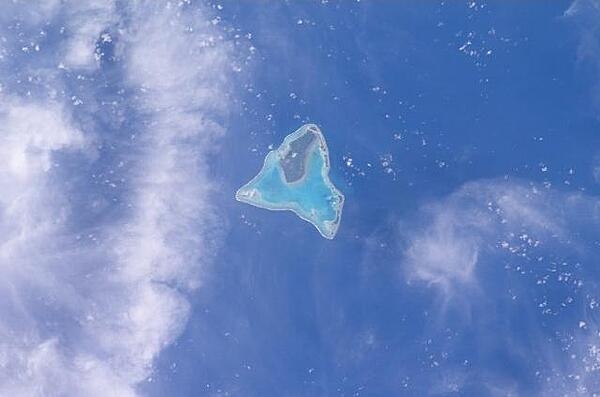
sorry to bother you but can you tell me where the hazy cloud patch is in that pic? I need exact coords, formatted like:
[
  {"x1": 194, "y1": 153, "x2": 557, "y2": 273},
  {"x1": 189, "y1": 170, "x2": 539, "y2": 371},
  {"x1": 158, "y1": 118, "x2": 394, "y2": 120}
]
[
  {"x1": 400, "y1": 179, "x2": 600, "y2": 395},
  {"x1": 0, "y1": 2, "x2": 236, "y2": 396}
]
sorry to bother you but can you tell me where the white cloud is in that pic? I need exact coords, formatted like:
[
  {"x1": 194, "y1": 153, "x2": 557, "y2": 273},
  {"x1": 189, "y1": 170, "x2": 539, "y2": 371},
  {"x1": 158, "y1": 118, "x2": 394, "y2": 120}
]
[
  {"x1": 536, "y1": 331, "x2": 600, "y2": 396},
  {"x1": 0, "y1": 1, "x2": 234, "y2": 396},
  {"x1": 0, "y1": 0, "x2": 116, "y2": 70},
  {"x1": 402, "y1": 180, "x2": 572, "y2": 297},
  {"x1": 565, "y1": 0, "x2": 600, "y2": 115},
  {"x1": 402, "y1": 182, "x2": 496, "y2": 295},
  {"x1": 403, "y1": 202, "x2": 485, "y2": 292},
  {"x1": 400, "y1": 179, "x2": 600, "y2": 395},
  {"x1": 565, "y1": 0, "x2": 600, "y2": 186},
  {"x1": 0, "y1": 99, "x2": 87, "y2": 180},
  {"x1": 564, "y1": 0, "x2": 600, "y2": 63},
  {"x1": 62, "y1": 1, "x2": 117, "y2": 70},
  {"x1": 593, "y1": 154, "x2": 600, "y2": 184}
]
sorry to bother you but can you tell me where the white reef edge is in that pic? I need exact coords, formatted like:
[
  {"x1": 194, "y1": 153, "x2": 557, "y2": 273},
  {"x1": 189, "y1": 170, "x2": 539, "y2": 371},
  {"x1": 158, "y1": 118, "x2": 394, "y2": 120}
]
[{"x1": 235, "y1": 123, "x2": 345, "y2": 239}]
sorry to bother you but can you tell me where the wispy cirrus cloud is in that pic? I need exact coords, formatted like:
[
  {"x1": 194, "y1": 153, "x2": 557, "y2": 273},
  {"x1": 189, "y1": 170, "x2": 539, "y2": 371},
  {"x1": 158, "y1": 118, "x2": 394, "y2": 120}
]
[
  {"x1": 565, "y1": 0, "x2": 600, "y2": 64},
  {"x1": 401, "y1": 180, "x2": 564, "y2": 297},
  {"x1": 400, "y1": 179, "x2": 600, "y2": 395},
  {"x1": 0, "y1": 1, "x2": 237, "y2": 396},
  {"x1": 565, "y1": 0, "x2": 600, "y2": 187}
]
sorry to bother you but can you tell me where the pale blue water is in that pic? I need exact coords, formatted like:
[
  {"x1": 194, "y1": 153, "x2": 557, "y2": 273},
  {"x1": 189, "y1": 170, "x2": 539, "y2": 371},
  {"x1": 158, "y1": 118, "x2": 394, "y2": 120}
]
[
  {"x1": 253, "y1": 149, "x2": 335, "y2": 218},
  {"x1": 240, "y1": 140, "x2": 339, "y2": 237}
]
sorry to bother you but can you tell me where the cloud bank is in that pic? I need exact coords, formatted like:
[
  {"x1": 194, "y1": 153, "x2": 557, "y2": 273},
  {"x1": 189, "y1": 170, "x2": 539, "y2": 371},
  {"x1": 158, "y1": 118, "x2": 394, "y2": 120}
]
[{"x1": 0, "y1": 1, "x2": 235, "y2": 396}]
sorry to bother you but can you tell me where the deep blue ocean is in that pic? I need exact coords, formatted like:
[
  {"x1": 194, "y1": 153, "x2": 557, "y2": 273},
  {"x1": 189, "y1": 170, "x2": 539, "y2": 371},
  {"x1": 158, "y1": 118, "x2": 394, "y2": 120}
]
[{"x1": 144, "y1": 2, "x2": 600, "y2": 396}]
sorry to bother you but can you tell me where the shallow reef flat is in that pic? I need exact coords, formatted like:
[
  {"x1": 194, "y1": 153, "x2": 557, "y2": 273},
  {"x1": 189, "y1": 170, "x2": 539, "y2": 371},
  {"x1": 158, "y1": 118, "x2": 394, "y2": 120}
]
[{"x1": 236, "y1": 124, "x2": 344, "y2": 239}]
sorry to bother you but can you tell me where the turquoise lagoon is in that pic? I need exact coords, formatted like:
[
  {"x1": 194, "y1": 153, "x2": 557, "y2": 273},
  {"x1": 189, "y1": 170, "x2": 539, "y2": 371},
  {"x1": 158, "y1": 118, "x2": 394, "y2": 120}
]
[{"x1": 235, "y1": 124, "x2": 344, "y2": 239}]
